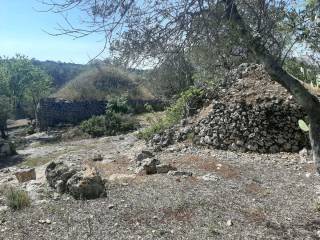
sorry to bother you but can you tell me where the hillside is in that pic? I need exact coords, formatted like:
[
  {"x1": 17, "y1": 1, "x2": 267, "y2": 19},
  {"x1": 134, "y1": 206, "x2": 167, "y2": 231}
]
[
  {"x1": 32, "y1": 60, "x2": 87, "y2": 88},
  {"x1": 54, "y1": 65, "x2": 155, "y2": 101}
]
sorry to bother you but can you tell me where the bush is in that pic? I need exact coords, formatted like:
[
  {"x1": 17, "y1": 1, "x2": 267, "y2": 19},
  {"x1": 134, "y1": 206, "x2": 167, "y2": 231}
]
[
  {"x1": 138, "y1": 87, "x2": 203, "y2": 140},
  {"x1": 80, "y1": 98, "x2": 138, "y2": 137},
  {"x1": 80, "y1": 116, "x2": 106, "y2": 137},
  {"x1": 5, "y1": 187, "x2": 31, "y2": 210}
]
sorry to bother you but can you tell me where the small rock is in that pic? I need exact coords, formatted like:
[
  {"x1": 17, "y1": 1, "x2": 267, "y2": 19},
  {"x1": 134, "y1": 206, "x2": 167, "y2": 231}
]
[
  {"x1": 92, "y1": 153, "x2": 103, "y2": 162},
  {"x1": 167, "y1": 171, "x2": 193, "y2": 177},
  {"x1": 226, "y1": 219, "x2": 233, "y2": 226},
  {"x1": 15, "y1": 168, "x2": 36, "y2": 183},
  {"x1": 201, "y1": 173, "x2": 219, "y2": 181},
  {"x1": 156, "y1": 164, "x2": 177, "y2": 174},
  {"x1": 108, "y1": 204, "x2": 115, "y2": 209},
  {"x1": 135, "y1": 158, "x2": 160, "y2": 175},
  {"x1": 135, "y1": 150, "x2": 154, "y2": 162}
]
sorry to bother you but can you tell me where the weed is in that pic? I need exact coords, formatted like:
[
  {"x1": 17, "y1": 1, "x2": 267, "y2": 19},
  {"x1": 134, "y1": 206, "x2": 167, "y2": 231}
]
[
  {"x1": 138, "y1": 87, "x2": 203, "y2": 140},
  {"x1": 5, "y1": 187, "x2": 31, "y2": 210}
]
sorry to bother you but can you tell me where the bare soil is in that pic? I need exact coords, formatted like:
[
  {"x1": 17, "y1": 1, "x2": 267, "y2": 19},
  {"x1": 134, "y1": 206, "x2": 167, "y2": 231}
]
[{"x1": 1, "y1": 127, "x2": 320, "y2": 239}]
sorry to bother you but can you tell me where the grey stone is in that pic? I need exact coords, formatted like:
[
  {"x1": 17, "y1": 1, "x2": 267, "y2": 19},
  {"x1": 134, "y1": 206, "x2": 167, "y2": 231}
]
[{"x1": 156, "y1": 164, "x2": 177, "y2": 174}]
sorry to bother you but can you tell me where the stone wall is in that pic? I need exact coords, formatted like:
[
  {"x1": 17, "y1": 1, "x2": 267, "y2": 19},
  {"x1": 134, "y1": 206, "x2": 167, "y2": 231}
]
[
  {"x1": 149, "y1": 64, "x2": 312, "y2": 153},
  {"x1": 37, "y1": 99, "x2": 107, "y2": 130},
  {"x1": 37, "y1": 98, "x2": 165, "y2": 130}
]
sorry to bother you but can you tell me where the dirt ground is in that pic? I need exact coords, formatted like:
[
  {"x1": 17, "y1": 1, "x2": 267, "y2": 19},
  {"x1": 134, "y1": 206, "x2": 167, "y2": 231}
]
[{"x1": 0, "y1": 127, "x2": 320, "y2": 240}]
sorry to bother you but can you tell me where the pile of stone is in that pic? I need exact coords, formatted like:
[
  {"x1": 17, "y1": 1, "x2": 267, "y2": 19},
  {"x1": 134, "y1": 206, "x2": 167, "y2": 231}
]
[
  {"x1": 150, "y1": 63, "x2": 309, "y2": 153},
  {"x1": 45, "y1": 161, "x2": 107, "y2": 200},
  {"x1": 133, "y1": 150, "x2": 177, "y2": 175}
]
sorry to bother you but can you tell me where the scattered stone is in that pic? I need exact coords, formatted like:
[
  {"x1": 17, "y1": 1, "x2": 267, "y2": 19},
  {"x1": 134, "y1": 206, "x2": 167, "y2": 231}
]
[
  {"x1": 167, "y1": 170, "x2": 193, "y2": 177},
  {"x1": 135, "y1": 158, "x2": 160, "y2": 175},
  {"x1": 15, "y1": 168, "x2": 36, "y2": 183},
  {"x1": 108, "y1": 204, "x2": 115, "y2": 209},
  {"x1": 201, "y1": 173, "x2": 219, "y2": 181},
  {"x1": 226, "y1": 219, "x2": 233, "y2": 226},
  {"x1": 46, "y1": 161, "x2": 78, "y2": 193},
  {"x1": 92, "y1": 153, "x2": 103, "y2": 161},
  {"x1": 135, "y1": 150, "x2": 154, "y2": 162},
  {"x1": 299, "y1": 148, "x2": 311, "y2": 163},
  {"x1": 156, "y1": 164, "x2": 177, "y2": 174}
]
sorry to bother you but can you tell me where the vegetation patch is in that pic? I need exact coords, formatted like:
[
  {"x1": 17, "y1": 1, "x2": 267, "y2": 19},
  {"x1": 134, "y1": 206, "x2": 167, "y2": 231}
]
[
  {"x1": 80, "y1": 97, "x2": 138, "y2": 137},
  {"x1": 138, "y1": 87, "x2": 203, "y2": 140},
  {"x1": 5, "y1": 186, "x2": 31, "y2": 210}
]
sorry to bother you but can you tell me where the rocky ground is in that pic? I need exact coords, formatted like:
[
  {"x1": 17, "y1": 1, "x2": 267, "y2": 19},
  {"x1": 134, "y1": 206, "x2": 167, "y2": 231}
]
[{"x1": 0, "y1": 127, "x2": 320, "y2": 239}]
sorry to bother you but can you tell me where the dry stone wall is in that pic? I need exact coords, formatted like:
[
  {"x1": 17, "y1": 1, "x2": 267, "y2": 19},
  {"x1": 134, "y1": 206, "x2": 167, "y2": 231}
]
[
  {"x1": 37, "y1": 98, "x2": 107, "y2": 130},
  {"x1": 37, "y1": 98, "x2": 165, "y2": 130},
  {"x1": 150, "y1": 63, "x2": 311, "y2": 153}
]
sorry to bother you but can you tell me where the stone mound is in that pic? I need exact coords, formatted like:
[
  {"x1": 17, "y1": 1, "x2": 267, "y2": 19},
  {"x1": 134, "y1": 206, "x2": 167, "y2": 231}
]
[{"x1": 193, "y1": 63, "x2": 309, "y2": 153}]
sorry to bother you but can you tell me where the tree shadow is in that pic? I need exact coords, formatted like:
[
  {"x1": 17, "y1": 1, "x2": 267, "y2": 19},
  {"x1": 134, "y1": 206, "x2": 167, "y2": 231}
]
[{"x1": 0, "y1": 154, "x2": 26, "y2": 169}]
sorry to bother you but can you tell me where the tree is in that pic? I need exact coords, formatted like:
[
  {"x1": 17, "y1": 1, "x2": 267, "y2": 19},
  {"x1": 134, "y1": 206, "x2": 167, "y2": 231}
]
[
  {"x1": 1, "y1": 55, "x2": 53, "y2": 120},
  {"x1": 45, "y1": 0, "x2": 320, "y2": 172},
  {"x1": 0, "y1": 95, "x2": 11, "y2": 138},
  {"x1": 24, "y1": 68, "x2": 52, "y2": 121}
]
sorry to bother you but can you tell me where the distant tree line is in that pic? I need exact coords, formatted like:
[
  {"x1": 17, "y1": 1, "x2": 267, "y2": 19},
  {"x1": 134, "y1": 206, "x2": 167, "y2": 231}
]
[{"x1": 0, "y1": 55, "x2": 53, "y2": 138}]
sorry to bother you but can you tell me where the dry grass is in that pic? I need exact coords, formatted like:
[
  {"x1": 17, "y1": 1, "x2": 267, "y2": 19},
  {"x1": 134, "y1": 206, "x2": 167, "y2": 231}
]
[{"x1": 54, "y1": 65, "x2": 154, "y2": 101}]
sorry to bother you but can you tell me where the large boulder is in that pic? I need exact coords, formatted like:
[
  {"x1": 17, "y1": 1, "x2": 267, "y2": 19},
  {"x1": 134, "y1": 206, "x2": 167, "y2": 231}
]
[
  {"x1": 45, "y1": 161, "x2": 78, "y2": 193},
  {"x1": 66, "y1": 168, "x2": 106, "y2": 200},
  {"x1": 15, "y1": 168, "x2": 36, "y2": 183},
  {"x1": 45, "y1": 161, "x2": 106, "y2": 199}
]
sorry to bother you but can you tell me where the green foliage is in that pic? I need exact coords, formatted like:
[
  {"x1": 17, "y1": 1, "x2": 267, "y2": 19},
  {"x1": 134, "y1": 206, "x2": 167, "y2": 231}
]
[
  {"x1": 147, "y1": 53, "x2": 194, "y2": 98},
  {"x1": 80, "y1": 97, "x2": 137, "y2": 137},
  {"x1": 32, "y1": 59, "x2": 86, "y2": 88},
  {"x1": 55, "y1": 65, "x2": 154, "y2": 101},
  {"x1": 144, "y1": 103, "x2": 154, "y2": 113},
  {"x1": 284, "y1": 58, "x2": 319, "y2": 85},
  {"x1": 5, "y1": 187, "x2": 31, "y2": 210},
  {"x1": 107, "y1": 96, "x2": 132, "y2": 114},
  {"x1": 80, "y1": 116, "x2": 106, "y2": 137},
  {"x1": 138, "y1": 87, "x2": 203, "y2": 140},
  {"x1": 298, "y1": 119, "x2": 310, "y2": 132},
  {"x1": 0, "y1": 95, "x2": 11, "y2": 137},
  {"x1": 0, "y1": 55, "x2": 53, "y2": 119}
]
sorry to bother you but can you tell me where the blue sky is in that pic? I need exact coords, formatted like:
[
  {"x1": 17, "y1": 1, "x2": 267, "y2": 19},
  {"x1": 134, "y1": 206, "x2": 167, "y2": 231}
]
[{"x1": 0, "y1": 0, "x2": 106, "y2": 64}]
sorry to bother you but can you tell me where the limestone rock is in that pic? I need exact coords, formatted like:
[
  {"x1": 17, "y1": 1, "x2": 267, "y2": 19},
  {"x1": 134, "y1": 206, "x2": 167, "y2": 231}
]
[
  {"x1": 15, "y1": 168, "x2": 36, "y2": 183},
  {"x1": 66, "y1": 167, "x2": 106, "y2": 200},
  {"x1": 135, "y1": 150, "x2": 154, "y2": 162},
  {"x1": 45, "y1": 160, "x2": 106, "y2": 199},
  {"x1": 45, "y1": 161, "x2": 78, "y2": 193},
  {"x1": 135, "y1": 158, "x2": 160, "y2": 175}
]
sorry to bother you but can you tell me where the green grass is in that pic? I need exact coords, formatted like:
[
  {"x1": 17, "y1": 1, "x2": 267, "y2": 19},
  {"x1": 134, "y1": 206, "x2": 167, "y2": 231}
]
[
  {"x1": 137, "y1": 87, "x2": 203, "y2": 140},
  {"x1": 5, "y1": 187, "x2": 31, "y2": 210},
  {"x1": 19, "y1": 156, "x2": 53, "y2": 168}
]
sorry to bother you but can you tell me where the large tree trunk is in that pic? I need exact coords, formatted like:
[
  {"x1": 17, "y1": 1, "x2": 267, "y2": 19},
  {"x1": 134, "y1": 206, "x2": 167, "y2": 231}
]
[
  {"x1": 224, "y1": 0, "x2": 320, "y2": 172},
  {"x1": 310, "y1": 115, "x2": 320, "y2": 173}
]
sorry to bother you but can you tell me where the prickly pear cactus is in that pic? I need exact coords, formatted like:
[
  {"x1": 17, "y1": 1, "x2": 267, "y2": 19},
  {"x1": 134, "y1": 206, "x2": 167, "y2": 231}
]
[{"x1": 298, "y1": 119, "x2": 310, "y2": 132}]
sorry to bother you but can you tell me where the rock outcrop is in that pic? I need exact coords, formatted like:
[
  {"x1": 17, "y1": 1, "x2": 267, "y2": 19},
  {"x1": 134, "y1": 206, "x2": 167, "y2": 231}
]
[{"x1": 45, "y1": 161, "x2": 106, "y2": 199}]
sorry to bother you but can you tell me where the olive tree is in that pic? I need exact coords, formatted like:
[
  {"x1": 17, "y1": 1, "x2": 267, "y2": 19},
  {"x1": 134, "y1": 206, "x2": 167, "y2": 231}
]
[{"x1": 45, "y1": 0, "x2": 320, "y2": 172}]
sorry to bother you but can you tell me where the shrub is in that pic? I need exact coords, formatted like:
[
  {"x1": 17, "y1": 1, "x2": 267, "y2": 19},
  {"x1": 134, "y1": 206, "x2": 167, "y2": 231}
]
[
  {"x1": 5, "y1": 187, "x2": 31, "y2": 210},
  {"x1": 80, "y1": 115, "x2": 106, "y2": 137},
  {"x1": 80, "y1": 98, "x2": 138, "y2": 137},
  {"x1": 138, "y1": 87, "x2": 203, "y2": 140}
]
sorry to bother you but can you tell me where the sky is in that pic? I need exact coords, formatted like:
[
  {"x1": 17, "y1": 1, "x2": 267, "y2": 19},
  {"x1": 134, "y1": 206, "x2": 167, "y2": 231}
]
[{"x1": 0, "y1": 0, "x2": 106, "y2": 64}]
